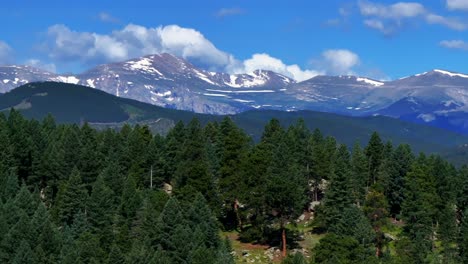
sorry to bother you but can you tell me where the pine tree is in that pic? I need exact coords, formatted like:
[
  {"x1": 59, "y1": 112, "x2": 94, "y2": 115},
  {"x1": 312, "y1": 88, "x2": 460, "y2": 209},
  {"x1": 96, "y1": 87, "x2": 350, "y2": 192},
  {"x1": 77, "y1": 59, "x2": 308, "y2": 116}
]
[
  {"x1": 8, "y1": 109, "x2": 34, "y2": 183},
  {"x1": 186, "y1": 193, "x2": 221, "y2": 249},
  {"x1": 387, "y1": 144, "x2": 413, "y2": 219},
  {"x1": 363, "y1": 189, "x2": 388, "y2": 257},
  {"x1": 54, "y1": 167, "x2": 88, "y2": 225},
  {"x1": 265, "y1": 140, "x2": 306, "y2": 257},
  {"x1": 321, "y1": 144, "x2": 353, "y2": 230},
  {"x1": 0, "y1": 168, "x2": 19, "y2": 203},
  {"x1": 106, "y1": 243, "x2": 125, "y2": 264},
  {"x1": 173, "y1": 118, "x2": 219, "y2": 212},
  {"x1": 438, "y1": 204, "x2": 458, "y2": 263},
  {"x1": 365, "y1": 132, "x2": 384, "y2": 185},
  {"x1": 313, "y1": 233, "x2": 375, "y2": 264},
  {"x1": 218, "y1": 117, "x2": 250, "y2": 229},
  {"x1": 12, "y1": 240, "x2": 36, "y2": 264},
  {"x1": 29, "y1": 140, "x2": 66, "y2": 202},
  {"x1": 13, "y1": 183, "x2": 37, "y2": 216},
  {"x1": 78, "y1": 123, "x2": 102, "y2": 189},
  {"x1": 0, "y1": 210, "x2": 32, "y2": 262},
  {"x1": 401, "y1": 157, "x2": 437, "y2": 263},
  {"x1": 87, "y1": 174, "x2": 115, "y2": 249},
  {"x1": 460, "y1": 209, "x2": 468, "y2": 263},
  {"x1": 76, "y1": 232, "x2": 105, "y2": 263},
  {"x1": 153, "y1": 198, "x2": 192, "y2": 262},
  {"x1": 0, "y1": 113, "x2": 13, "y2": 177},
  {"x1": 350, "y1": 142, "x2": 368, "y2": 206}
]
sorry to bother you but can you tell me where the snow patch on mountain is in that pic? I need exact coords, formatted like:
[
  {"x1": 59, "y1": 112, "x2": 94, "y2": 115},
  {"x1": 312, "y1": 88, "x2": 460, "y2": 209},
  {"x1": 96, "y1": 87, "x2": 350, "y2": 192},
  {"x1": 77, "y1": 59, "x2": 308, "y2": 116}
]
[
  {"x1": 56, "y1": 76, "x2": 80, "y2": 84},
  {"x1": 193, "y1": 69, "x2": 217, "y2": 85},
  {"x1": 356, "y1": 77, "x2": 384, "y2": 87},
  {"x1": 434, "y1": 69, "x2": 468, "y2": 78},
  {"x1": 418, "y1": 113, "x2": 436, "y2": 122},
  {"x1": 86, "y1": 79, "x2": 95, "y2": 88},
  {"x1": 126, "y1": 57, "x2": 163, "y2": 76},
  {"x1": 203, "y1": 93, "x2": 229, "y2": 97},
  {"x1": 206, "y1": 89, "x2": 275, "y2": 93}
]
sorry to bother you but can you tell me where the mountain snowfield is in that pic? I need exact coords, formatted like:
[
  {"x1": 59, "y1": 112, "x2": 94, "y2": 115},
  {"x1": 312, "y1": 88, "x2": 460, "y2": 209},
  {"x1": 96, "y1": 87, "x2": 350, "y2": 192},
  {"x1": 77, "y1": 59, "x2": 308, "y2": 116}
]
[{"x1": 1, "y1": 53, "x2": 468, "y2": 133}]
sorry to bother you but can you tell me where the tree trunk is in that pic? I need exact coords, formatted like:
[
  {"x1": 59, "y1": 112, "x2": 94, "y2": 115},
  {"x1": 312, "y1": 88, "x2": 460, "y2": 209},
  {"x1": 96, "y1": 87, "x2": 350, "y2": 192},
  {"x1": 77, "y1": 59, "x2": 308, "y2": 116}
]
[{"x1": 282, "y1": 227, "x2": 287, "y2": 257}]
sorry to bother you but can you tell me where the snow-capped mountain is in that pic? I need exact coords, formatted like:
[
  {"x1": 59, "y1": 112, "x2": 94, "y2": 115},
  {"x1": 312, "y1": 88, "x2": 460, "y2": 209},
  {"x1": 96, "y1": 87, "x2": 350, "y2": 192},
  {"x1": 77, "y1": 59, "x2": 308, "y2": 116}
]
[
  {"x1": 0, "y1": 65, "x2": 77, "y2": 93},
  {"x1": 1, "y1": 54, "x2": 468, "y2": 133}
]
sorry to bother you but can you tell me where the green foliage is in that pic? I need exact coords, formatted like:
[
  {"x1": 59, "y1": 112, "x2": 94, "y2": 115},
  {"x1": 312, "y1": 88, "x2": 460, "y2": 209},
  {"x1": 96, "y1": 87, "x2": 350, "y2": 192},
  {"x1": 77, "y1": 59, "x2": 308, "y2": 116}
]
[
  {"x1": 282, "y1": 252, "x2": 308, "y2": 264},
  {"x1": 0, "y1": 109, "x2": 464, "y2": 263},
  {"x1": 312, "y1": 233, "x2": 376, "y2": 264}
]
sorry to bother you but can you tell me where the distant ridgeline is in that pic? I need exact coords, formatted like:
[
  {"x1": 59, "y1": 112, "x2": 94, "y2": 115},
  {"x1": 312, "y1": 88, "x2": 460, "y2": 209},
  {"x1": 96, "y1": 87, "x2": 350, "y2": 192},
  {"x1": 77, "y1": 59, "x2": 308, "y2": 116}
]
[
  {"x1": 2, "y1": 82, "x2": 468, "y2": 160},
  {"x1": 0, "y1": 109, "x2": 467, "y2": 263}
]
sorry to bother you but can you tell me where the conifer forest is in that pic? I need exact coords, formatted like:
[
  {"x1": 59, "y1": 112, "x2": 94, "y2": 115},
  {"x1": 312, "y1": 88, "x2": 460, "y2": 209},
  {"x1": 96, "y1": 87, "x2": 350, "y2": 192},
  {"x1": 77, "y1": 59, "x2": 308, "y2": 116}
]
[{"x1": 1, "y1": 109, "x2": 468, "y2": 264}]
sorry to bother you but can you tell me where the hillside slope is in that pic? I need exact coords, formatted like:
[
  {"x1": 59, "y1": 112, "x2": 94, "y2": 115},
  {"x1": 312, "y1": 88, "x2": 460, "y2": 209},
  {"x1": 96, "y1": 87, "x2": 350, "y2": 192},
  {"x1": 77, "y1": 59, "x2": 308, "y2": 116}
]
[{"x1": 1, "y1": 82, "x2": 467, "y2": 155}]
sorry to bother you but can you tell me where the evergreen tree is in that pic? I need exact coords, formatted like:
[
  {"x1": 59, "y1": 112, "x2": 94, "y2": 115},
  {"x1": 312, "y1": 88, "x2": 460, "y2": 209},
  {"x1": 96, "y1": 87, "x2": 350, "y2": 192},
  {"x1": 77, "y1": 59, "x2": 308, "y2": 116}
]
[
  {"x1": 265, "y1": 140, "x2": 306, "y2": 257},
  {"x1": 365, "y1": 132, "x2": 384, "y2": 185},
  {"x1": 350, "y1": 142, "x2": 368, "y2": 206},
  {"x1": 320, "y1": 144, "x2": 353, "y2": 230},
  {"x1": 78, "y1": 123, "x2": 102, "y2": 189},
  {"x1": 401, "y1": 157, "x2": 437, "y2": 263},
  {"x1": 218, "y1": 117, "x2": 250, "y2": 226},
  {"x1": 173, "y1": 118, "x2": 219, "y2": 212},
  {"x1": 54, "y1": 167, "x2": 88, "y2": 225},
  {"x1": 12, "y1": 240, "x2": 36, "y2": 264},
  {"x1": 87, "y1": 174, "x2": 115, "y2": 249},
  {"x1": 387, "y1": 144, "x2": 413, "y2": 219},
  {"x1": 460, "y1": 209, "x2": 468, "y2": 263},
  {"x1": 363, "y1": 189, "x2": 388, "y2": 257},
  {"x1": 313, "y1": 233, "x2": 376, "y2": 264}
]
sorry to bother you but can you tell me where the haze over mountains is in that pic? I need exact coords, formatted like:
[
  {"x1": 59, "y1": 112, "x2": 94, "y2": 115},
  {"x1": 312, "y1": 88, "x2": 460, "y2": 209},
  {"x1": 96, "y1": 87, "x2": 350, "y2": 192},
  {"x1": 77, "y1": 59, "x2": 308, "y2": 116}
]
[{"x1": 1, "y1": 53, "x2": 468, "y2": 133}]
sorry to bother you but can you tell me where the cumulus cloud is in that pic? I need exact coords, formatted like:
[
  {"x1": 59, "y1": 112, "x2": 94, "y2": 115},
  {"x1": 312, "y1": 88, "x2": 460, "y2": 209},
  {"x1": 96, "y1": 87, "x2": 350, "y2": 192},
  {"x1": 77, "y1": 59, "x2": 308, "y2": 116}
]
[
  {"x1": 42, "y1": 24, "x2": 328, "y2": 81},
  {"x1": 234, "y1": 53, "x2": 323, "y2": 81},
  {"x1": 215, "y1": 8, "x2": 245, "y2": 18},
  {"x1": 0, "y1": 41, "x2": 13, "y2": 64},
  {"x1": 358, "y1": 0, "x2": 468, "y2": 33},
  {"x1": 43, "y1": 24, "x2": 236, "y2": 69},
  {"x1": 447, "y1": 0, "x2": 468, "y2": 10},
  {"x1": 25, "y1": 59, "x2": 57, "y2": 73},
  {"x1": 320, "y1": 49, "x2": 360, "y2": 75},
  {"x1": 40, "y1": 23, "x2": 369, "y2": 81},
  {"x1": 439, "y1": 39, "x2": 468, "y2": 50}
]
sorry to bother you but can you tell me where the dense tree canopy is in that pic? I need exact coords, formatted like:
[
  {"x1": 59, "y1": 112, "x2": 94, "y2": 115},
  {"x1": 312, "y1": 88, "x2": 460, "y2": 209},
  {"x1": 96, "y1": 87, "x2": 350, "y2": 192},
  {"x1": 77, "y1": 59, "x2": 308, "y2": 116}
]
[{"x1": 0, "y1": 109, "x2": 466, "y2": 263}]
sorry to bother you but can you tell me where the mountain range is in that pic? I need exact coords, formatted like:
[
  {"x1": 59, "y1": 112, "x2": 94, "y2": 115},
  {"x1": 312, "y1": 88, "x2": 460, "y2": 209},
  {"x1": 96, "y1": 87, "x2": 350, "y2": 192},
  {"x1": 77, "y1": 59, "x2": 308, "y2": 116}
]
[
  {"x1": 1, "y1": 53, "x2": 468, "y2": 133},
  {"x1": 2, "y1": 82, "x2": 468, "y2": 158}
]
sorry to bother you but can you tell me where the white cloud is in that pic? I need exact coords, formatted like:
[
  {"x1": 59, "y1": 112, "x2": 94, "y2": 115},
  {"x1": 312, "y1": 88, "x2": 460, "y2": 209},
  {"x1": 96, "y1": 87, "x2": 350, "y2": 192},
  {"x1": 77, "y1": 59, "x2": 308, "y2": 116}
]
[
  {"x1": 25, "y1": 59, "x2": 57, "y2": 73},
  {"x1": 215, "y1": 8, "x2": 245, "y2": 18},
  {"x1": 439, "y1": 39, "x2": 468, "y2": 50},
  {"x1": 235, "y1": 53, "x2": 322, "y2": 81},
  {"x1": 363, "y1": 19, "x2": 395, "y2": 35},
  {"x1": 358, "y1": 1, "x2": 425, "y2": 19},
  {"x1": 42, "y1": 24, "x2": 327, "y2": 81},
  {"x1": 425, "y1": 14, "x2": 467, "y2": 30},
  {"x1": 98, "y1": 12, "x2": 119, "y2": 23},
  {"x1": 358, "y1": 0, "x2": 468, "y2": 33},
  {"x1": 43, "y1": 24, "x2": 236, "y2": 70},
  {"x1": 447, "y1": 0, "x2": 468, "y2": 10},
  {"x1": 41, "y1": 24, "x2": 369, "y2": 81},
  {"x1": 320, "y1": 49, "x2": 360, "y2": 75},
  {"x1": 0, "y1": 41, "x2": 13, "y2": 64}
]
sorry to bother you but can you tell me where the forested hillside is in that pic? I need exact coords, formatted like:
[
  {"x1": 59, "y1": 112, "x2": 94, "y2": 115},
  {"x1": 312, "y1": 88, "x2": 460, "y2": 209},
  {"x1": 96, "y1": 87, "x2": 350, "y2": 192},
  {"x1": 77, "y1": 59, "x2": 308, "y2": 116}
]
[{"x1": 0, "y1": 109, "x2": 467, "y2": 263}]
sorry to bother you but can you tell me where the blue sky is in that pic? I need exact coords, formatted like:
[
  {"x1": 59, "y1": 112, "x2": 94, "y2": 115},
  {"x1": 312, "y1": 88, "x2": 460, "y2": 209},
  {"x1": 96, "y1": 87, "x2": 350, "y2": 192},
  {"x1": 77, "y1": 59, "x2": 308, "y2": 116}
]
[{"x1": 1, "y1": 0, "x2": 468, "y2": 80}]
